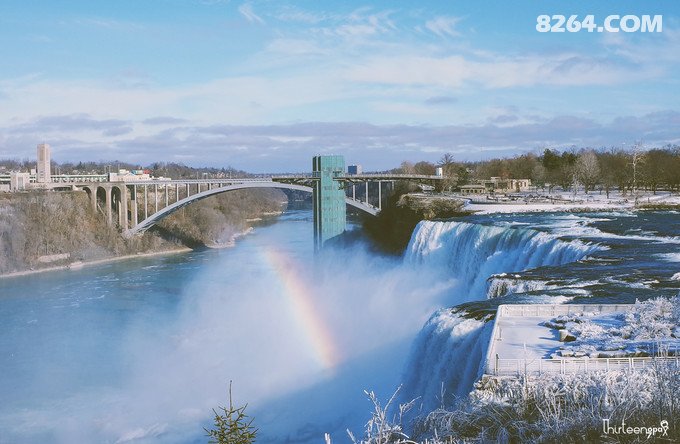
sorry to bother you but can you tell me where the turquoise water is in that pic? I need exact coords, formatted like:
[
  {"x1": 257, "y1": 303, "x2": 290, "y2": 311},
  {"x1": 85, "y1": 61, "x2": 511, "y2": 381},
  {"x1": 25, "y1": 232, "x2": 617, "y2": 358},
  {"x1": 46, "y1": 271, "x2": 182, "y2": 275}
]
[
  {"x1": 0, "y1": 209, "x2": 452, "y2": 443},
  {"x1": 1, "y1": 208, "x2": 678, "y2": 443}
]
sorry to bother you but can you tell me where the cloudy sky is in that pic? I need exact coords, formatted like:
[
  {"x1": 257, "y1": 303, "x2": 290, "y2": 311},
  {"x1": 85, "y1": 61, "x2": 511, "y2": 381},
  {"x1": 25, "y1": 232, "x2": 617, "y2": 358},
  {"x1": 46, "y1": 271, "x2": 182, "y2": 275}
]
[{"x1": 1, "y1": 0, "x2": 679, "y2": 172}]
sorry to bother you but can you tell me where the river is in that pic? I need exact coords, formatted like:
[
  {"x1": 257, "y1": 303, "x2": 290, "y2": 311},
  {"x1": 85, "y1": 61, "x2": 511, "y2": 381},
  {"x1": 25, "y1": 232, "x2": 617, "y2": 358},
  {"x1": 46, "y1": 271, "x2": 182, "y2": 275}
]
[{"x1": 0, "y1": 207, "x2": 678, "y2": 443}]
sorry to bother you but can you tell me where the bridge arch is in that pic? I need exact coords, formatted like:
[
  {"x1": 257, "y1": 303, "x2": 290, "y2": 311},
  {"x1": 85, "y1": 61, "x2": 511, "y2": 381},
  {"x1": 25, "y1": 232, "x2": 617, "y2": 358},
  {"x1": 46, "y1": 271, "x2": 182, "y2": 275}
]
[
  {"x1": 123, "y1": 181, "x2": 377, "y2": 237},
  {"x1": 81, "y1": 183, "x2": 128, "y2": 227}
]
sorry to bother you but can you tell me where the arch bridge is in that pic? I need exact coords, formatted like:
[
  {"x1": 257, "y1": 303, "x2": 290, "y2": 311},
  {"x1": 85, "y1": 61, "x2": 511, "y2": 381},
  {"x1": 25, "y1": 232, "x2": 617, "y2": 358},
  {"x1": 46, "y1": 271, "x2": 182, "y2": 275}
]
[{"x1": 77, "y1": 156, "x2": 443, "y2": 249}]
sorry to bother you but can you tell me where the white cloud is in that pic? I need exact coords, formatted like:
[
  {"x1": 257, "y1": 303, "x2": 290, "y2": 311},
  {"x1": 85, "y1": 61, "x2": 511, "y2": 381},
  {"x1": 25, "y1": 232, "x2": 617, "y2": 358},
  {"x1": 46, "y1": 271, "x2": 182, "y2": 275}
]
[
  {"x1": 4, "y1": 112, "x2": 680, "y2": 171},
  {"x1": 346, "y1": 51, "x2": 656, "y2": 90},
  {"x1": 238, "y1": 2, "x2": 264, "y2": 25},
  {"x1": 310, "y1": 8, "x2": 397, "y2": 40},
  {"x1": 425, "y1": 16, "x2": 461, "y2": 38},
  {"x1": 275, "y1": 6, "x2": 328, "y2": 24},
  {"x1": 2, "y1": 5, "x2": 679, "y2": 169}
]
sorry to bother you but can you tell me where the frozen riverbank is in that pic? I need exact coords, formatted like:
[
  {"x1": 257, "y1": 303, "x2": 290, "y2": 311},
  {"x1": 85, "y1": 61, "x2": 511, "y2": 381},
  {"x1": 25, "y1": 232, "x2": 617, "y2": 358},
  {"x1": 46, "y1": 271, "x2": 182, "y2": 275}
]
[{"x1": 460, "y1": 190, "x2": 680, "y2": 214}]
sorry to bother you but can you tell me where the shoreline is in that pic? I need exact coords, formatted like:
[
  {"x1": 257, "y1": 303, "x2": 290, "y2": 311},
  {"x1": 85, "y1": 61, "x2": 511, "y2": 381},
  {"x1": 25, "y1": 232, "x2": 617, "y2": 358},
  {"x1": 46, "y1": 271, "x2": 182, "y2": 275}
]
[
  {"x1": 457, "y1": 191, "x2": 680, "y2": 215},
  {"x1": 0, "y1": 210, "x2": 284, "y2": 280},
  {"x1": 0, "y1": 247, "x2": 193, "y2": 280}
]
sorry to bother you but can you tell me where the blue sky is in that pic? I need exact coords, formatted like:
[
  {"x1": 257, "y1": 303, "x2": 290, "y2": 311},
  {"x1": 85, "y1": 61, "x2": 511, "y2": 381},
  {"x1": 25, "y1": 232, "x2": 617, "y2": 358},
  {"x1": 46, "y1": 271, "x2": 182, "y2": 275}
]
[{"x1": 1, "y1": 0, "x2": 679, "y2": 171}]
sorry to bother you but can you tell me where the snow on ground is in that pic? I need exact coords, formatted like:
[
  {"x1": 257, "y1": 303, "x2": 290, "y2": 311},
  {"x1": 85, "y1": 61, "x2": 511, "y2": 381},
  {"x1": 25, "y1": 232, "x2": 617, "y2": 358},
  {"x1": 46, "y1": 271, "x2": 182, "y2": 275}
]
[
  {"x1": 492, "y1": 298, "x2": 680, "y2": 361},
  {"x1": 544, "y1": 298, "x2": 680, "y2": 358},
  {"x1": 493, "y1": 316, "x2": 563, "y2": 360},
  {"x1": 457, "y1": 190, "x2": 680, "y2": 215}
]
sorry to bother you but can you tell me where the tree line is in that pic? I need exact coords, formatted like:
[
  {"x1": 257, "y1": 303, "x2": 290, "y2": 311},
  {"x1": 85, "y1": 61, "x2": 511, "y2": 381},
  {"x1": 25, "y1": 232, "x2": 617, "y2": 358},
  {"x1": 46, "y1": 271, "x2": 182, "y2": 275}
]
[
  {"x1": 393, "y1": 145, "x2": 680, "y2": 195},
  {"x1": 0, "y1": 159, "x2": 249, "y2": 179}
]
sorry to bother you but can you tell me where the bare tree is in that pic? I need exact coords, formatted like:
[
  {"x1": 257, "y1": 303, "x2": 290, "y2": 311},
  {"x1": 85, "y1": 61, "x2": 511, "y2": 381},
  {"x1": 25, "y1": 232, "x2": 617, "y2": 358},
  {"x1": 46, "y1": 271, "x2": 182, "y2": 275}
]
[
  {"x1": 437, "y1": 153, "x2": 461, "y2": 191},
  {"x1": 630, "y1": 143, "x2": 646, "y2": 204},
  {"x1": 574, "y1": 150, "x2": 600, "y2": 194}
]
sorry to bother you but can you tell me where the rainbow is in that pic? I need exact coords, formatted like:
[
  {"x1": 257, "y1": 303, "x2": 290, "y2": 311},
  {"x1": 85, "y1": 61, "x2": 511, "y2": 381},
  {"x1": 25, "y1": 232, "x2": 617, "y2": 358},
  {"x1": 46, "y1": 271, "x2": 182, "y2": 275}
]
[{"x1": 262, "y1": 248, "x2": 340, "y2": 371}]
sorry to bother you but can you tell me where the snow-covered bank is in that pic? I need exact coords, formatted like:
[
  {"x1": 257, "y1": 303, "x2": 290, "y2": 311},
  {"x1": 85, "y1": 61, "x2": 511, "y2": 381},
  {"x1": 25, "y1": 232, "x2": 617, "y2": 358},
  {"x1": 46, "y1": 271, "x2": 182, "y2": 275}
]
[
  {"x1": 424, "y1": 364, "x2": 680, "y2": 443},
  {"x1": 460, "y1": 190, "x2": 680, "y2": 215},
  {"x1": 399, "y1": 299, "x2": 680, "y2": 441},
  {"x1": 544, "y1": 297, "x2": 680, "y2": 359}
]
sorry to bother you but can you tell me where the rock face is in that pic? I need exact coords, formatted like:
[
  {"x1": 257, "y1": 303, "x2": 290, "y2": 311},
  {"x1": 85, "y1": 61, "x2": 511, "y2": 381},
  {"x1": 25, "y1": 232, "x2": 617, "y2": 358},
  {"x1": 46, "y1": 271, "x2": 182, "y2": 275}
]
[
  {"x1": 396, "y1": 194, "x2": 466, "y2": 220},
  {"x1": 362, "y1": 191, "x2": 467, "y2": 255},
  {"x1": 0, "y1": 188, "x2": 287, "y2": 274}
]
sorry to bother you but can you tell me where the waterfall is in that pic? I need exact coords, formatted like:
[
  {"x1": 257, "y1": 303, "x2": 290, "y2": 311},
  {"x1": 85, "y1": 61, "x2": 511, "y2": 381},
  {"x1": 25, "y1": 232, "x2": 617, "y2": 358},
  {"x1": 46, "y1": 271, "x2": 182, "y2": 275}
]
[
  {"x1": 401, "y1": 309, "x2": 492, "y2": 414},
  {"x1": 486, "y1": 274, "x2": 554, "y2": 298},
  {"x1": 401, "y1": 220, "x2": 601, "y2": 412},
  {"x1": 405, "y1": 220, "x2": 600, "y2": 301}
]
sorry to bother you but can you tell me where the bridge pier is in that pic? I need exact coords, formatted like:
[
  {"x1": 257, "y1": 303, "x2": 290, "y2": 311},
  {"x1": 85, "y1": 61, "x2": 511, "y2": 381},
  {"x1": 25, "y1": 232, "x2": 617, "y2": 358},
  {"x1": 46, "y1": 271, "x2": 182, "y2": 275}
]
[
  {"x1": 143, "y1": 185, "x2": 148, "y2": 220},
  {"x1": 103, "y1": 186, "x2": 113, "y2": 226},
  {"x1": 85, "y1": 185, "x2": 97, "y2": 213},
  {"x1": 131, "y1": 185, "x2": 138, "y2": 227},
  {"x1": 117, "y1": 185, "x2": 128, "y2": 230}
]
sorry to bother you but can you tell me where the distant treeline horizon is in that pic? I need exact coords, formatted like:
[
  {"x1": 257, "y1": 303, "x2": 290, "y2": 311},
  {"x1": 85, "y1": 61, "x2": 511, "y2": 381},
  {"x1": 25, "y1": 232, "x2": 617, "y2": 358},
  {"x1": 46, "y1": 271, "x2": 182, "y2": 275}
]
[
  {"x1": 393, "y1": 144, "x2": 680, "y2": 194},
  {"x1": 2, "y1": 143, "x2": 679, "y2": 193}
]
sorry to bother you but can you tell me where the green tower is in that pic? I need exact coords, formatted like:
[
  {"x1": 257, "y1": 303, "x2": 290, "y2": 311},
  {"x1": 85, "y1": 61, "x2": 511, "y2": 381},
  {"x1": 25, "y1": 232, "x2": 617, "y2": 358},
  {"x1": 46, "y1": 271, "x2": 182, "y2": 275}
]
[{"x1": 312, "y1": 155, "x2": 346, "y2": 250}]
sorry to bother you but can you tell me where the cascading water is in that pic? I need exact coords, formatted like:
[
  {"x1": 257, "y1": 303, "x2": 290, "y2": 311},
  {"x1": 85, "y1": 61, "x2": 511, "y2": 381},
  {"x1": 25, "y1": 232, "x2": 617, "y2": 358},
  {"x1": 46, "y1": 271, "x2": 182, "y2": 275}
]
[
  {"x1": 405, "y1": 220, "x2": 601, "y2": 301},
  {"x1": 486, "y1": 274, "x2": 553, "y2": 298},
  {"x1": 401, "y1": 220, "x2": 602, "y2": 411},
  {"x1": 401, "y1": 310, "x2": 492, "y2": 413}
]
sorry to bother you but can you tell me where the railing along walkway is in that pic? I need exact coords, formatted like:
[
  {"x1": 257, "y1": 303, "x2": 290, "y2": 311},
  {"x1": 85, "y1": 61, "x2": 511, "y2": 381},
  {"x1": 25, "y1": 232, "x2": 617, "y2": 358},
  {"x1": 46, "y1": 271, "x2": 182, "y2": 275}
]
[
  {"x1": 484, "y1": 304, "x2": 679, "y2": 376},
  {"x1": 490, "y1": 355, "x2": 679, "y2": 376}
]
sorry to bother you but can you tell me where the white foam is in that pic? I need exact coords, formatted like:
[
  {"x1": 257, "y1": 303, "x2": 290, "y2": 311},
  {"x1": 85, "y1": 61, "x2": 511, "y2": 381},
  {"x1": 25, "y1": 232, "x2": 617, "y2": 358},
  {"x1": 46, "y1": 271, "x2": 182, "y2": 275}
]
[
  {"x1": 658, "y1": 253, "x2": 680, "y2": 263},
  {"x1": 406, "y1": 220, "x2": 601, "y2": 301}
]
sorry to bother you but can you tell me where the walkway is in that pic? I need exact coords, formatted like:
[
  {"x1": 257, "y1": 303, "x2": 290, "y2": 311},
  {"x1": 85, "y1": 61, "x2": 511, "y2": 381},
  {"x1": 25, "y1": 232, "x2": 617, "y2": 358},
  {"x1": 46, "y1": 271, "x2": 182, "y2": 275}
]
[{"x1": 484, "y1": 304, "x2": 679, "y2": 376}]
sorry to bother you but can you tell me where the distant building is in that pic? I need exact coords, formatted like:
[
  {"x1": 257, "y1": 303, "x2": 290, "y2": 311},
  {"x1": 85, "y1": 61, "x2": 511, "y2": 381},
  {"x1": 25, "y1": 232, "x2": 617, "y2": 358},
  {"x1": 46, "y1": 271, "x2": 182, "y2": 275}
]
[
  {"x1": 435, "y1": 167, "x2": 444, "y2": 177},
  {"x1": 460, "y1": 178, "x2": 532, "y2": 195},
  {"x1": 479, "y1": 177, "x2": 532, "y2": 193},
  {"x1": 347, "y1": 164, "x2": 363, "y2": 175},
  {"x1": 10, "y1": 172, "x2": 31, "y2": 191},
  {"x1": 460, "y1": 184, "x2": 487, "y2": 195},
  {"x1": 36, "y1": 143, "x2": 51, "y2": 183},
  {"x1": 108, "y1": 169, "x2": 151, "y2": 182},
  {"x1": 509, "y1": 179, "x2": 531, "y2": 192}
]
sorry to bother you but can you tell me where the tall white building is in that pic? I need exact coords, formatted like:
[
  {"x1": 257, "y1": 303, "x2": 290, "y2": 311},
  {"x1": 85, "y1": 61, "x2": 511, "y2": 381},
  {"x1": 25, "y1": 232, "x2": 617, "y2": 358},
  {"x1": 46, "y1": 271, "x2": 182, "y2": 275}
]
[{"x1": 37, "y1": 143, "x2": 51, "y2": 183}]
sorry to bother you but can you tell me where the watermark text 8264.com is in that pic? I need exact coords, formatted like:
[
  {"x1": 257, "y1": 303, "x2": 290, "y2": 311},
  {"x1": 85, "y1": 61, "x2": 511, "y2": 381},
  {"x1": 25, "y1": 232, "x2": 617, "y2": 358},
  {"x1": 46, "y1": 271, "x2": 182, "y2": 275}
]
[{"x1": 537, "y1": 15, "x2": 662, "y2": 33}]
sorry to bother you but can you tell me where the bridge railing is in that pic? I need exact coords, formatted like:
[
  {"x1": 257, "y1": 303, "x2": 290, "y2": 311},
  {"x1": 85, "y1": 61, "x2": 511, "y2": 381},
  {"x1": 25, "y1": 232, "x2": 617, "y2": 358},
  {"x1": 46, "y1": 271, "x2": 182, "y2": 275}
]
[
  {"x1": 64, "y1": 173, "x2": 444, "y2": 185},
  {"x1": 339, "y1": 173, "x2": 444, "y2": 180},
  {"x1": 115, "y1": 178, "x2": 277, "y2": 185}
]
